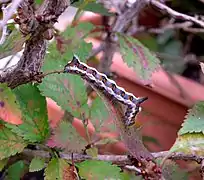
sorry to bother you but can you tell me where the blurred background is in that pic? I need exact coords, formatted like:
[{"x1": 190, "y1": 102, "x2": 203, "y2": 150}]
[{"x1": 1, "y1": 1, "x2": 204, "y2": 179}]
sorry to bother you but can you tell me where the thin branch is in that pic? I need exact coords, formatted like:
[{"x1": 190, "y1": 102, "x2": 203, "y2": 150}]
[
  {"x1": 98, "y1": 34, "x2": 117, "y2": 74},
  {"x1": 152, "y1": 151, "x2": 204, "y2": 164},
  {"x1": 124, "y1": 165, "x2": 141, "y2": 174},
  {"x1": 129, "y1": 22, "x2": 195, "y2": 35},
  {"x1": 112, "y1": 0, "x2": 146, "y2": 33},
  {"x1": 22, "y1": 149, "x2": 204, "y2": 165},
  {"x1": 128, "y1": 1, "x2": 204, "y2": 35},
  {"x1": 183, "y1": 27, "x2": 204, "y2": 33},
  {"x1": 106, "y1": 0, "x2": 204, "y2": 35},
  {"x1": 39, "y1": 70, "x2": 64, "y2": 78},
  {"x1": 149, "y1": 0, "x2": 204, "y2": 28}
]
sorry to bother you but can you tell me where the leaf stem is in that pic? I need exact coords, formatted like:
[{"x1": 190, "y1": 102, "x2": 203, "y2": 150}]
[
  {"x1": 81, "y1": 113, "x2": 92, "y2": 145},
  {"x1": 71, "y1": 0, "x2": 94, "y2": 25}
]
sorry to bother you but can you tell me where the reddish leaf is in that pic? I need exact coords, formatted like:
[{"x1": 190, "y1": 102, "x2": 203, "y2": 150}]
[
  {"x1": 0, "y1": 84, "x2": 22, "y2": 125},
  {"x1": 118, "y1": 33, "x2": 160, "y2": 80}
]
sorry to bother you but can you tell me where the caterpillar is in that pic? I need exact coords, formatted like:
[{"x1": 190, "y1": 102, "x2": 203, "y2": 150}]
[{"x1": 63, "y1": 55, "x2": 147, "y2": 126}]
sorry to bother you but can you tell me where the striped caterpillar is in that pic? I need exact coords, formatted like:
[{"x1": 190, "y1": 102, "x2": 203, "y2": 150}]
[{"x1": 63, "y1": 55, "x2": 147, "y2": 126}]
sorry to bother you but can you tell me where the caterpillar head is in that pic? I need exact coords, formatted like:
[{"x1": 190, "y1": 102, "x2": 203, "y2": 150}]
[{"x1": 64, "y1": 55, "x2": 80, "y2": 73}]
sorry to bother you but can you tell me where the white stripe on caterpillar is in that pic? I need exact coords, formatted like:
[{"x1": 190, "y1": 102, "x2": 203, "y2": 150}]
[{"x1": 63, "y1": 55, "x2": 147, "y2": 126}]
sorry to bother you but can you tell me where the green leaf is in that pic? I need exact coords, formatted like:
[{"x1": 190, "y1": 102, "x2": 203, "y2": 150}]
[
  {"x1": 39, "y1": 73, "x2": 89, "y2": 119},
  {"x1": 35, "y1": 0, "x2": 42, "y2": 5},
  {"x1": 162, "y1": 40, "x2": 182, "y2": 56},
  {"x1": 170, "y1": 133, "x2": 204, "y2": 156},
  {"x1": 171, "y1": 103, "x2": 204, "y2": 155},
  {"x1": 7, "y1": 160, "x2": 25, "y2": 180},
  {"x1": 72, "y1": 0, "x2": 113, "y2": 16},
  {"x1": 0, "y1": 28, "x2": 26, "y2": 59},
  {"x1": 75, "y1": 40, "x2": 93, "y2": 61},
  {"x1": 86, "y1": 147, "x2": 98, "y2": 157},
  {"x1": 63, "y1": 22, "x2": 94, "y2": 38},
  {"x1": 44, "y1": 158, "x2": 71, "y2": 180},
  {"x1": 118, "y1": 33, "x2": 160, "y2": 80},
  {"x1": 0, "y1": 83, "x2": 22, "y2": 124},
  {"x1": 6, "y1": 84, "x2": 50, "y2": 143},
  {"x1": 0, "y1": 123, "x2": 27, "y2": 160},
  {"x1": 124, "y1": 173, "x2": 143, "y2": 180},
  {"x1": 0, "y1": 158, "x2": 8, "y2": 171},
  {"x1": 48, "y1": 121, "x2": 87, "y2": 153},
  {"x1": 157, "y1": 30, "x2": 182, "y2": 56},
  {"x1": 160, "y1": 55, "x2": 185, "y2": 74},
  {"x1": 38, "y1": 22, "x2": 94, "y2": 119},
  {"x1": 90, "y1": 97, "x2": 115, "y2": 132},
  {"x1": 121, "y1": 172, "x2": 139, "y2": 180},
  {"x1": 137, "y1": 34, "x2": 158, "y2": 51},
  {"x1": 61, "y1": 22, "x2": 94, "y2": 60},
  {"x1": 78, "y1": 160, "x2": 124, "y2": 180},
  {"x1": 42, "y1": 22, "x2": 93, "y2": 70},
  {"x1": 179, "y1": 101, "x2": 204, "y2": 135},
  {"x1": 157, "y1": 30, "x2": 175, "y2": 44},
  {"x1": 29, "y1": 157, "x2": 45, "y2": 172}
]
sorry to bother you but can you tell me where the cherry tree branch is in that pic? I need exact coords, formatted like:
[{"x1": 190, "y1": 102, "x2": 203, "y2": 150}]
[
  {"x1": 22, "y1": 149, "x2": 204, "y2": 165},
  {"x1": 0, "y1": 0, "x2": 70, "y2": 88}
]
